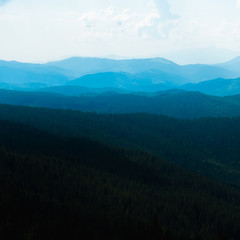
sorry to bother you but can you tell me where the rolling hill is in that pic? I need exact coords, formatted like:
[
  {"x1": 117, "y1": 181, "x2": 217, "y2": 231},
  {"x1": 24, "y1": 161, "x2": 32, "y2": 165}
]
[
  {"x1": 0, "y1": 60, "x2": 71, "y2": 89},
  {"x1": 216, "y1": 56, "x2": 240, "y2": 73},
  {"x1": 1, "y1": 56, "x2": 240, "y2": 92},
  {"x1": 182, "y1": 77, "x2": 240, "y2": 96},
  {"x1": 1, "y1": 103, "x2": 240, "y2": 187},
  {"x1": 38, "y1": 85, "x2": 129, "y2": 96},
  {"x1": 1, "y1": 89, "x2": 240, "y2": 118},
  {"x1": 47, "y1": 56, "x2": 240, "y2": 83},
  {"x1": 2, "y1": 55, "x2": 240, "y2": 240},
  {"x1": 64, "y1": 71, "x2": 180, "y2": 90},
  {"x1": 1, "y1": 119, "x2": 240, "y2": 239}
]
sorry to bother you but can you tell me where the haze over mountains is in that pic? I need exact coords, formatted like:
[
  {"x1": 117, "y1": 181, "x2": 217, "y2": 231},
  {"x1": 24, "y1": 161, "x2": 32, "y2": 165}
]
[
  {"x1": 182, "y1": 77, "x2": 240, "y2": 96},
  {"x1": 1, "y1": 56, "x2": 240, "y2": 96},
  {"x1": 3, "y1": 0, "x2": 240, "y2": 237},
  {"x1": 2, "y1": 55, "x2": 240, "y2": 239},
  {"x1": 1, "y1": 56, "x2": 240, "y2": 120},
  {"x1": 0, "y1": 60, "x2": 71, "y2": 88}
]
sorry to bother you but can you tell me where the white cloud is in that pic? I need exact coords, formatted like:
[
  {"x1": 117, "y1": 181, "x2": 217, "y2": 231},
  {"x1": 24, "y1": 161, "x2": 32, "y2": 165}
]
[
  {"x1": 1, "y1": 0, "x2": 240, "y2": 63},
  {"x1": 137, "y1": 0, "x2": 179, "y2": 39},
  {"x1": 151, "y1": 0, "x2": 179, "y2": 21},
  {"x1": 237, "y1": 0, "x2": 240, "y2": 8},
  {"x1": 79, "y1": 11, "x2": 98, "y2": 28},
  {"x1": 0, "y1": 0, "x2": 10, "y2": 6},
  {"x1": 78, "y1": 6, "x2": 133, "y2": 28},
  {"x1": 77, "y1": 6, "x2": 137, "y2": 42},
  {"x1": 78, "y1": 6, "x2": 119, "y2": 28}
]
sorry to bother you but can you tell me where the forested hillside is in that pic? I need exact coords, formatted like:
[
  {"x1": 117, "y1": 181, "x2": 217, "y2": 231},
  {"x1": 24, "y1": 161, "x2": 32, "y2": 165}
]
[
  {"x1": 2, "y1": 1, "x2": 240, "y2": 239},
  {"x1": 1, "y1": 104, "x2": 240, "y2": 186},
  {"x1": 1, "y1": 54, "x2": 240, "y2": 240},
  {"x1": 2, "y1": 89, "x2": 240, "y2": 118},
  {"x1": 1, "y1": 119, "x2": 240, "y2": 240}
]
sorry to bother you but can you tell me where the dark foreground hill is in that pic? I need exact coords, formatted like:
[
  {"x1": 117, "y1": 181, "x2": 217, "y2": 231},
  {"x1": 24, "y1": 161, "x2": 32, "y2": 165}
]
[
  {"x1": 1, "y1": 119, "x2": 240, "y2": 240},
  {"x1": 1, "y1": 104, "x2": 240, "y2": 187},
  {"x1": 2, "y1": 89, "x2": 240, "y2": 118}
]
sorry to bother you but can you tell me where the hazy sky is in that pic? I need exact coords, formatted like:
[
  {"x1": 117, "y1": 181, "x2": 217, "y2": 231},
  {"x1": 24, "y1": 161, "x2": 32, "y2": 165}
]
[{"x1": 1, "y1": 0, "x2": 240, "y2": 63}]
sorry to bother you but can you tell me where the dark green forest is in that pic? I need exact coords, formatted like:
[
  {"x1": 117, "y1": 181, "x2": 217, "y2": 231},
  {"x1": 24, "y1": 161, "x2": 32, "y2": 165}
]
[
  {"x1": 0, "y1": 104, "x2": 240, "y2": 239},
  {"x1": 2, "y1": 89, "x2": 240, "y2": 118},
  {"x1": 1, "y1": 104, "x2": 240, "y2": 186},
  {"x1": 2, "y1": 51, "x2": 240, "y2": 240},
  {"x1": 1, "y1": 119, "x2": 240, "y2": 240}
]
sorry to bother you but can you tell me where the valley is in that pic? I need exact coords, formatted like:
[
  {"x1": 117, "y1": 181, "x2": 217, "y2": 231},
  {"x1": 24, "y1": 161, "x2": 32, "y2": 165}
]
[{"x1": 1, "y1": 56, "x2": 240, "y2": 240}]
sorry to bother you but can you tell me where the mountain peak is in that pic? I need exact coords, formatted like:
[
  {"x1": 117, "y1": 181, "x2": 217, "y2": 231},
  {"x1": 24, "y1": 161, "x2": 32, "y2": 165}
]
[
  {"x1": 147, "y1": 57, "x2": 177, "y2": 65},
  {"x1": 227, "y1": 56, "x2": 240, "y2": 63}
]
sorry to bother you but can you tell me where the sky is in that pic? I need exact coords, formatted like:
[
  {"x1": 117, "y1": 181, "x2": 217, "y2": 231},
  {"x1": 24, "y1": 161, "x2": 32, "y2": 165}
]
[{"x1": 0, "y1": 0, "x2": 240, "y2": 64}]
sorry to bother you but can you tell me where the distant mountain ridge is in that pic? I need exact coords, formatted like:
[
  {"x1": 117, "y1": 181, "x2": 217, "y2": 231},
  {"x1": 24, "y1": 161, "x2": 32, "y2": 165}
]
[
  {"x1": 0, "y1": 56, "x2": 240, "y2": 93},
  {"x1": 216, "y1": 56, "x2": 240, "y2": 72},
  {"x1": 1, "y1": 88, "x2": 240, "y2": 118},
  {"x1": 48, "y1": 57, "x2": 239, "y2": 83},
  {"x1": 47, "y1": 57, "x2": 179, "y2": 76},
  {"x1": 0, "y1": 60, "x2": 71, "y2": 89},
  {"x1": 182, "y1": 77, "x2": 240, "y2": 96},
  {"x1": 38, "y1": 85, "x2": 129, "y2": 96},
  {"x1": 64, "y1": 71, "x2": 181, "y2": 90}
]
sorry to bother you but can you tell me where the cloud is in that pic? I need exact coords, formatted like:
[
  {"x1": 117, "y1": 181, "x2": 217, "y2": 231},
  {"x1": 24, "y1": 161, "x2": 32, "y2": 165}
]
[
  {"x1": 137, "y1": 0, "x2": 179, "y2": 39},
  {"x1": 0, "y1": 0, "x2": 10, "y2": 6},
  {"x1": 152, "y1": 0, "x2": 179, "y2": 21},
  {"x1": 78, "y1": 11, "x2": 98, "y2": 28},
  {"x1": 78, "y1": 6, "x2": 133, "y2": 29},
  {"x1": 77, "y1": 6, "x2": 136, "y2": 42},
  {"x1": 237, "y1": 0, "x2": 240, "y2": 8},
  {"x1": 77, "y1": 0, "x2": 180, "y2": 41}
]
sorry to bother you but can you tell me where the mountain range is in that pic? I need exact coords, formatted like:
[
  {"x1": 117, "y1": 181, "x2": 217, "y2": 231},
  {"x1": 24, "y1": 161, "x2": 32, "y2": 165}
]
[
  {"x1": 47, "y1": 57, "x2": 240, "y2": 83},
  {"x1": 2, "y1": 88, "x2": 240, "y2": 119},
  {"x1": 1, "y1": 56, "x2": 240, "y2": 95},
  {"x1": 2, "y1": 55, "x2": 240, "y2": 239},
  {"x1": 182, "y1": 77, "x2": 240, "y2": 96}
]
